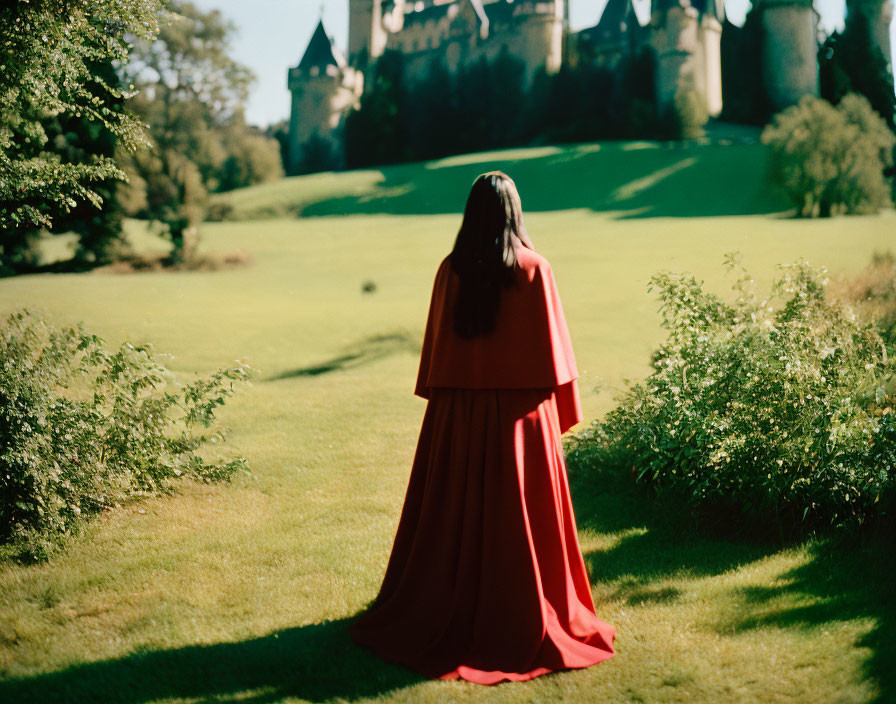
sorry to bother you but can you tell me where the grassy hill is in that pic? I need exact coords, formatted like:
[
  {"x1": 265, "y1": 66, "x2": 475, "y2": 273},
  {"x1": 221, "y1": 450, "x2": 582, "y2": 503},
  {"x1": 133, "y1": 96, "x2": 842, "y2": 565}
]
[
  {"x1": 211, "y1": 139, "x2": 788, "y2": 221},
  {"x1": 1, "y1": 140, "x2": 894, "y2": 703}
]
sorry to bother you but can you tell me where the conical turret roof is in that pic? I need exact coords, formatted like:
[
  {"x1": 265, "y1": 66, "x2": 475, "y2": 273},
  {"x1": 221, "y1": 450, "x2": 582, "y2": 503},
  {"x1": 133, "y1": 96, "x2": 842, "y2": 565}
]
[
  {"x1": 297, "y1": 20, "x2": 342, "y2": 72},
  {"x1": 596, "y1": 0, "x2": 642, "y2": 40},
  {"x1": 577, "y1": 0, "x2": 644, "y2": 45}
]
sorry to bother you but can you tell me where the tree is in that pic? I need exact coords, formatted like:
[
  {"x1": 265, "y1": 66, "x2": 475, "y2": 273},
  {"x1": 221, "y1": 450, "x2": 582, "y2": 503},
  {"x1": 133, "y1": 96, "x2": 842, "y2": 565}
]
[
  {"x1": 720, "y1": 10, "x2": 771, "y2": 125},
  {"x1": 265, "y1": 119, "x2": 291, "y2": 175},
  {"x1": 661, "y1": 75, "x2": 708, "y2": 140},
  {"x1": 407, "y1": 58, "x2": 459, "y2": 160},
  {"x1": 43, "y1": 60, "x2": 127, "y2": 265},
  {"x1": 819, "y1": 1, "x2": 895, "y2": 128},
  {"x1": 218, "y1": 126, "x2": 285, "y2": 191},
  {"x1": 123, "y1": 1, "x2": 281, "y2": 260},
  {"x1": 295, "y1": 134, "x2": 340, "y2": 175},
  {"x1": 0, "y1": 0, "x2": 164, "y2": 273},
  {"x1": 618, "y1": 47, "x2": 660, "y2": 138},
  {"x1": 453, "y1": 57, "x2": 495, "y2": 154},
  {"x1": 344, "y1": 50, "x2": 409, "y2": 168},
  {"x1": 762, "y1": 93, "x2": 895, "y2": 217}
]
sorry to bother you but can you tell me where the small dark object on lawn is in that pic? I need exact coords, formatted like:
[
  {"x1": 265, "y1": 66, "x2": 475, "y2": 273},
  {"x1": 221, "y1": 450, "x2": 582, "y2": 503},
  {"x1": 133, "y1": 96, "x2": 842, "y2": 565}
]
[{"x1": 362, "y1": 280, "x2": 377, "y2": 294}]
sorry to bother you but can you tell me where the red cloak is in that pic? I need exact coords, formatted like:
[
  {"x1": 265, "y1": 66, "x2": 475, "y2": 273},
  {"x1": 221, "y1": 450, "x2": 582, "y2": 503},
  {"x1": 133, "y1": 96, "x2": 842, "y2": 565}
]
[{"x1": 348, "y1": 246, "x2": 616, "y2": 685}]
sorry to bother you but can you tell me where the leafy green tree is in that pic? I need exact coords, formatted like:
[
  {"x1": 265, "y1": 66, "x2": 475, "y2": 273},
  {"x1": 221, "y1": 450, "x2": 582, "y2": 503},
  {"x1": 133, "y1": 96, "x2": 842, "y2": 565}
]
[
  {"x1": 720, "y1": 10, "x2": 771, "y2": 125},
  {"x1": 344, "y1": 50, "x2": 409, "y2": 168},
  {"x1": 819, "y1": 1, "x2": 895, "y2": 128},
  {"x1": 218, "y1": 126, "x2": 285, "y2": 192},
  {"x1": 453, "y1": 57, "x2": 495, "y2": 154},
  {"x1": 265, "y1": 119, "x2": 292, "y2": 175},
  {"x1": 0, "y1": 0, "x2": 163, "y2": 273},
  {"x1": 527, "y1": 62, "x2": 616, "y2": 142},
  {"x1": 762, "y1": 93, "x2": 895, "y2": 216},
  {"x1": 408, "y1": 58, "x2": 459, "y2": 160},
  {"x1": 660, "y1": 75, "x2": 708, "y2": 140},
  {"x1": 43, "y1": 60, "x2": 127, "y2": 265},
  {"x1": 122, "y1": 1, "x2": 263, "y2": 259},
  {"x1": 618, "y1": 47, "x2": 660, "y2": 138},
  {"x1": 296, "y1": 134, "x2": 340, "y2": 175},
  {"x1": 486, "y1": 49, "x2": 528, "y2": 146}
]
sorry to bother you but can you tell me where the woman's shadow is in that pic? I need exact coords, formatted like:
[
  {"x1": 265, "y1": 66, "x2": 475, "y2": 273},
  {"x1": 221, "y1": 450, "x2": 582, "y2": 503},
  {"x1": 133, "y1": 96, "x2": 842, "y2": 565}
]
[{"x1": 0, "y1": 615, "x2": 424, "y2": 704}]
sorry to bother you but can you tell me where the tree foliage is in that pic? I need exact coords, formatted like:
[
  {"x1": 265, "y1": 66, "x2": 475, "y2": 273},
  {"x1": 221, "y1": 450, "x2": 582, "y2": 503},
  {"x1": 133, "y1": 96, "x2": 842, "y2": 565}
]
[
  {"x1": 762, "y1": 93, "x2": 895, "y2": 217},
  {"x1": 660, "y1": 74, "x2": 708, "y2": 140},
  {"x1": 122, "y1": 1, "x2": 282, "y2": 259},
  {"x1": 819, "y1": 1, "x2": 895, "y2": 129},
  {"x1": 41, "y1": 60, "x2": 127, "y2": 265},
  {"x1": 342, "y1": 48, "x2": 662, "y2": 172},
  {"x1": 720, "y1": 10, "x2": 771, "y2": 125},
  {"x1": 344, "y1": 50, "x2": 409, "y2": 169},
  {"x1": 0, "y1": 0, "x2": 164, "y2": 272}
]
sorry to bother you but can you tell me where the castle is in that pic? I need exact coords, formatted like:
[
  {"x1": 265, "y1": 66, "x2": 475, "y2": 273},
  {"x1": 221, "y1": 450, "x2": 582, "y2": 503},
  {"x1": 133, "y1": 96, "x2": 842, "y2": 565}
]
[{"x1": 287, "y1": 0, "x2": 895, "y2": 173}]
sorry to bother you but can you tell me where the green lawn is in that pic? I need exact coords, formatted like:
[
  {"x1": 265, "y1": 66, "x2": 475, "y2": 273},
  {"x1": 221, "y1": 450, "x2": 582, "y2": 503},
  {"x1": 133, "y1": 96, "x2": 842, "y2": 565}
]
[{"x1": 1, "y1": 140, "x2": 894, "y2": 703}]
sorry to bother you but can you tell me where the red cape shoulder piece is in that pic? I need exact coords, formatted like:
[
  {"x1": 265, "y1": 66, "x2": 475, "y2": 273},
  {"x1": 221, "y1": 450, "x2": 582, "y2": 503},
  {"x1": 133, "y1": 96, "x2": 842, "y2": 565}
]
[{"x1": 415, "y1": 247, "x2": 579, "y2": 398}]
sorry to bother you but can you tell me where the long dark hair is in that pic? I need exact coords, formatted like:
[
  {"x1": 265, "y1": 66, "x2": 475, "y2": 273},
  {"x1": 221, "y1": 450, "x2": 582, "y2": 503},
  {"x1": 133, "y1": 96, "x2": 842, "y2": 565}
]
[{"x1": 449, "y1": 171, "x2": 534, "y2": 338}]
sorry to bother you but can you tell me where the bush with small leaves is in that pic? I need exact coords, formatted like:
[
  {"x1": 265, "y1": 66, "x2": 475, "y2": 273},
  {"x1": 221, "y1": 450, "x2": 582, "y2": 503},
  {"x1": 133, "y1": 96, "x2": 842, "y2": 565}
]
[
  {"x1": 830, "y1": 251, "x2": 896, "y2": 352},
  {"x1": 567, "y1": 255, "x2": 896, "y2": 538},
  {"x1": 0, "y1": 311, "x2": 252, "y2": 560},
  {"x1": 661, "y1": 78, "x2": 708, "y2": 140}
]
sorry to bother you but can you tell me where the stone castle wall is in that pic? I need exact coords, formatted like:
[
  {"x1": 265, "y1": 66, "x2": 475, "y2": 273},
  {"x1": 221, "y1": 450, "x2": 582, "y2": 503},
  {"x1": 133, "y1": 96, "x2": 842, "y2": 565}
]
[
  {"x1": 290, "y1": 0, "x2": 876, "y2": 169},
  {"x1": 761, "y1": 2, "x2": 818, "y2": 109}
]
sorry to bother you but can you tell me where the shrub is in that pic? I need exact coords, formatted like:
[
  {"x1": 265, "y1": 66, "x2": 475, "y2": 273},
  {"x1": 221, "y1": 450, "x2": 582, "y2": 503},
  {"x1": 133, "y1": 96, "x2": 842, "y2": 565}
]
[
  {"x1": 567, "y1": 255, "x2": 896, "y2": 538},
  {"x1": 299, "y1": 134, "x2": 340, "y2": 175},
  {"x1": 205, "y1": 199, "x2": 235, "y2": 222},
  {"x1": 761, "y1": 93, "x2": 895, "y2": 217},
  {"x1": 0, "y1": 310, "x2": 251, "y2": 560},
  {"x1": 662, "y1": 78, "x2": 708, "y2": 140},
  {"x1": 829, "y1": 251, "x2": 896, "y2": 350}
]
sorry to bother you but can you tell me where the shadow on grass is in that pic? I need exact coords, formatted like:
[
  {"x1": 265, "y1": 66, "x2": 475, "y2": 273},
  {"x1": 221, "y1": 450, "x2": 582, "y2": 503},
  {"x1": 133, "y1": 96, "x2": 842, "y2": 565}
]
[
  {"x1": 568, "y1": 468, "x2": 778, "y2": 598},
  {"x1": 298, "y1": 141, "x2": 789, "y2": 220},
  {"x1": 269, "y1": 332, "x2": 421, "y2": 381},
  {"x1": 567, "y1": 465, "x2": 896, "y2": 703},
  {"x1": 721, "y1": 533, "x2": 896, "y2": 704},
  {"x1": 0, "y1": 616, "x2": 425, "y2": 704}
]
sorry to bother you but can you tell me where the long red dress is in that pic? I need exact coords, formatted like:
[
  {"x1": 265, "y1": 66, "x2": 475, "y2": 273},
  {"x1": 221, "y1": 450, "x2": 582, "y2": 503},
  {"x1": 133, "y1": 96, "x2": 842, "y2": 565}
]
[{"x1": 348, "y1": 246, "x2": 616, "y2": 685}]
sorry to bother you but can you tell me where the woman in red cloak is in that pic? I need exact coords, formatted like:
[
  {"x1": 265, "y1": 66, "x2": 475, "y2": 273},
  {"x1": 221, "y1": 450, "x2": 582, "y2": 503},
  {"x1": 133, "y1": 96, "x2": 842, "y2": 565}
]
[{"x1": 348, "y1": 171, "x2": 616, "y2": 685}]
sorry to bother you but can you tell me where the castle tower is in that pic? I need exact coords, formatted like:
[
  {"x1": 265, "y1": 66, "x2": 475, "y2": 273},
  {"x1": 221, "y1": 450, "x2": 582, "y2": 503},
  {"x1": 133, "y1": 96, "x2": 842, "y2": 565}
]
[
  {"x1": 649, "y1": 0, "x2": 724, "y2": 117},
  {"x1": 349, "y1": 0, "x2": 388, "y2": 66},
  {"x1": 759, "y1": 0, "x2": 819, "y2": 110},
  {"x1": 516, "y1": 0, "x2": 566, "y2": 77},
  {"x1": 696, "y1": 0, "x2": 725, "y2": 116},
  {"x1": 287, "y1": 20, "x2": 360, "y2": 173},
  {"x1": 650, "y1": 0, "x2": 700, "y2": 112}
]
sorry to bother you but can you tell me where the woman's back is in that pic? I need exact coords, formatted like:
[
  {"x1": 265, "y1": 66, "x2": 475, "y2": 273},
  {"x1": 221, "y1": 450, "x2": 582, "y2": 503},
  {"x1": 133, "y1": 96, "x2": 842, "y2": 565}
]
[{"x1": 416, "y1": 246, "x2": 578, "y2": 398}]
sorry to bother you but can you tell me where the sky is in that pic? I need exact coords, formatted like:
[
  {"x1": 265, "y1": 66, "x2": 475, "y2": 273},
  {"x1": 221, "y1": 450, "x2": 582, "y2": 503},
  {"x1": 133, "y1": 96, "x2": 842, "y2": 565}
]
[{"x1": 191, "y1": 0, "x2": 894, "y2": 128}]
